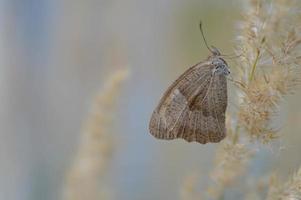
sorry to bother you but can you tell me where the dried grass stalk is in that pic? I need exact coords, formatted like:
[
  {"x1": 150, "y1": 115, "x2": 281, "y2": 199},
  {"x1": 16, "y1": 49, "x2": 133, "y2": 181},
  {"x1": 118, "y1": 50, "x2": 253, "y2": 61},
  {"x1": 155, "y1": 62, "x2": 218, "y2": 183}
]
[
  {"x1": 62, "y1": 69, "x2": 129, "y2": 200},
  {"x1": 207, "y1": 130, "x2": 253, "y2": 199},
  {"x1": 236, "y1": 0, "x2": 301, "y2": 143}
]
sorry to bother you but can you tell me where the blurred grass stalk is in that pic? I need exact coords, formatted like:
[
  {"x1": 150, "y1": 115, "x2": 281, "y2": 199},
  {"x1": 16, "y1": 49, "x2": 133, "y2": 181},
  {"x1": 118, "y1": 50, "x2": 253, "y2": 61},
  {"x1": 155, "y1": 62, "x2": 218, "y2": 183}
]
[
  {"x1": 62, "y1": 69, "x2": 129, "y2": 200},
  {"x1": 182, "y1": 0, "x2": 301, "y2": 199},
  {"x1": 180, "y1": 173, "x2": 202, "y2": 200}
]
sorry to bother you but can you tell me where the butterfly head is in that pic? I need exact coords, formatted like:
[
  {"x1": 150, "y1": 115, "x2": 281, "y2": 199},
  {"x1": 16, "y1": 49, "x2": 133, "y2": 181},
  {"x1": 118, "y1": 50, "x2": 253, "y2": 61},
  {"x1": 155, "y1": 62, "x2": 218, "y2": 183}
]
[
  {"x1": 199, "y1": 22, "x2": 230, "y2": 76},
  {"x1": 211, "y1": 56, "x2": 230, "y2": 76}
]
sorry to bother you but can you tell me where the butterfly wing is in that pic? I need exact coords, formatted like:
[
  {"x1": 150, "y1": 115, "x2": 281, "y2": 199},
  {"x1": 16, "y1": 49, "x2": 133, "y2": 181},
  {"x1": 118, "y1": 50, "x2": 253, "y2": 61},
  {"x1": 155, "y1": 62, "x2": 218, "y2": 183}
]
[{"x1": 149, "y1": 61, "x2": 227, "y2": 144}]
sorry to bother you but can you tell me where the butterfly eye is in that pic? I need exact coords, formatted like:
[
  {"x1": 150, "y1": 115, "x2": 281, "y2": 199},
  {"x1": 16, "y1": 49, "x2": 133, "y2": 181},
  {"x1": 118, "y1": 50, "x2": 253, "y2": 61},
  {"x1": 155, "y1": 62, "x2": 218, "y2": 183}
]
[{"x1": 213, "y1": 66, "x2": 220, "y2": 73}]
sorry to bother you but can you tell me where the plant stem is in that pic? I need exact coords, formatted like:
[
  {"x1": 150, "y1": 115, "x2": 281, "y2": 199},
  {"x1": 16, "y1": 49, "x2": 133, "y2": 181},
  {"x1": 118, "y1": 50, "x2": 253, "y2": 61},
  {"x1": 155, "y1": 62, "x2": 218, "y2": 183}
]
[{"x1": 249, "y1": 49, "x2": 260, "y2": 82}]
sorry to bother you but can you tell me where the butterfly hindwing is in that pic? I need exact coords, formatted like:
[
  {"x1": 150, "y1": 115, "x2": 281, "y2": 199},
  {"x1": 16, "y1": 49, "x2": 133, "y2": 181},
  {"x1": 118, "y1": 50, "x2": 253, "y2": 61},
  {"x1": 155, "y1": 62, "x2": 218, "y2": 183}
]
[{"x1": 149, "y1": 60, "x2": 227, "y2": 144}]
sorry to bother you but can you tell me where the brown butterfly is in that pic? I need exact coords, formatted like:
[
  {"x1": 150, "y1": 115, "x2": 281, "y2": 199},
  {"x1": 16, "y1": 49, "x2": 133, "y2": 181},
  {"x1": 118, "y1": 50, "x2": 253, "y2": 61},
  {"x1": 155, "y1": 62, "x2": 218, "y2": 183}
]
[{"x1": 149, "y1": 22, "x2": 230, "y2": 144}]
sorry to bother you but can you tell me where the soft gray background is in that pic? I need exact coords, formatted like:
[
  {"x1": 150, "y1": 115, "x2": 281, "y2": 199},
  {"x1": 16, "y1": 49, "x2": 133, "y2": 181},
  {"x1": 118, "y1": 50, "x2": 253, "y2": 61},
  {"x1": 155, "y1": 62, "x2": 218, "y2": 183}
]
[{"x1": 1, "y1": 0, "x2": 301, "y2": 200}]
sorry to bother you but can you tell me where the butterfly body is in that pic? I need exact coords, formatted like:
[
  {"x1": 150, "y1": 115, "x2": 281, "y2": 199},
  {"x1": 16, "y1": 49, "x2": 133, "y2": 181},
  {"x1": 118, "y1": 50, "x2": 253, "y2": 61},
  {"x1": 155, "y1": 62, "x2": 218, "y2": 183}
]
[{"x1": 149, "y1": 54, "x2": 230, "y2": 144}]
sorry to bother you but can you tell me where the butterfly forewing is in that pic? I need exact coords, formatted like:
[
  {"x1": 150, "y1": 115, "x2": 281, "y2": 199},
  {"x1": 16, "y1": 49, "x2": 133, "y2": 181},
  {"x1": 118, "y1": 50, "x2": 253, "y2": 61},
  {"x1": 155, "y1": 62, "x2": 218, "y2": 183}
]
[{"x1": 149, "y1": 59, "x2": 227, "y2": 144}]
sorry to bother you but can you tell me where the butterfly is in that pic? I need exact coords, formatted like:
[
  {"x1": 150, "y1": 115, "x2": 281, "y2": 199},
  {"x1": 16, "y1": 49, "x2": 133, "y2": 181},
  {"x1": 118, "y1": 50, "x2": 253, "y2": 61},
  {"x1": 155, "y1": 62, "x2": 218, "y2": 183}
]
[{"x1": 149, "y1": 22, "x2": 230, "y2": 144}]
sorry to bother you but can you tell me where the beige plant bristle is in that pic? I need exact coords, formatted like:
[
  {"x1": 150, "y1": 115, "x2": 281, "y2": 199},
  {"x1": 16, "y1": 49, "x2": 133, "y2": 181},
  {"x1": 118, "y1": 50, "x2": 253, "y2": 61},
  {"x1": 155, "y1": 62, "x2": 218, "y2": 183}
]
[
  {"x1": 235, "y1": 0, "x2": 301, "y2": 143},
  {"x1": 207, "y1": 135, "x2": 253, "y2": 199},
  {"x1": 266, "y1": 167, "x2": 301, "y2": 200},
  {"x1": 62, "y1": 69, "x2": 129, "y2": 200}
]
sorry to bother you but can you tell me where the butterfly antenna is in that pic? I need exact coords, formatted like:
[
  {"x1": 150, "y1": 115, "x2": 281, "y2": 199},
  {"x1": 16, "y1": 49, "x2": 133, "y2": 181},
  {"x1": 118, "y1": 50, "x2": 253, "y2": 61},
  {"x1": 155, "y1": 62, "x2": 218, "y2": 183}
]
[{"x1": 199, "y1": 21, "x2": 213, "y2": 54}]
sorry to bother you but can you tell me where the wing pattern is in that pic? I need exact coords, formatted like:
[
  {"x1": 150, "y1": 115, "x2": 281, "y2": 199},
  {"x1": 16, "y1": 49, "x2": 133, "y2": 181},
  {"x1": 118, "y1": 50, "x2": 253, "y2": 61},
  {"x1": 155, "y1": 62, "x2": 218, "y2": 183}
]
[{"x1": 149, "y1": 61, "x2": 227, "y2": 144}]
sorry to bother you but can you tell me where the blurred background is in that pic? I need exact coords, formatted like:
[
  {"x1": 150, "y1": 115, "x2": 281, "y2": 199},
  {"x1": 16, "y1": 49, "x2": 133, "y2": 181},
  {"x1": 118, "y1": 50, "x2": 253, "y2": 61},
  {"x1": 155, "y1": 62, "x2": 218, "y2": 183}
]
[{"x1": 1, "y1": 0, "x2": 301, "y2": 199}]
